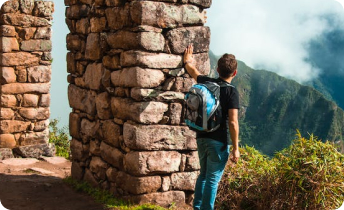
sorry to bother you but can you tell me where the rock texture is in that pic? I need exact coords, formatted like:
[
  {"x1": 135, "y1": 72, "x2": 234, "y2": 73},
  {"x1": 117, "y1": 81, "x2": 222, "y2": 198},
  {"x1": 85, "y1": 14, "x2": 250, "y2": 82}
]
[
  {"x1": 66, "y1": 0, "x2": 210, "y2": 207},
  {"x1": 0, "y1": 0, "x2": 54, "y2": 158}
]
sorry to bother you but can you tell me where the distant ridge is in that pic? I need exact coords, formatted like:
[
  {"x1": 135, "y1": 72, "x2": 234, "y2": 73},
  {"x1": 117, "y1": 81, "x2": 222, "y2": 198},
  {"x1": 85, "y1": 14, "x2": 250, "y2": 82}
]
[{"x1": 209, "y1": 51, "x2": 344, "y2": 155}]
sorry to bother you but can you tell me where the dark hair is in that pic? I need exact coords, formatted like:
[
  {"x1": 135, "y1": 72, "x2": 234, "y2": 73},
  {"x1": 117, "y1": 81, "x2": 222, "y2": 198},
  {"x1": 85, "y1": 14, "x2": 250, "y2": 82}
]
[{"x1": 217, "y1": 54, "x2": 237, "y2": 79}]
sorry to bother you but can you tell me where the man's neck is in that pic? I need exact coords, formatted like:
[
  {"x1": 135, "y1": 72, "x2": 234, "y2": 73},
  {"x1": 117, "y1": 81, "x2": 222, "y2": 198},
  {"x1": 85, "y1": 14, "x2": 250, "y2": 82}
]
[{"x1": 219, "y1": 76, "x2": 233, "y2": 83}]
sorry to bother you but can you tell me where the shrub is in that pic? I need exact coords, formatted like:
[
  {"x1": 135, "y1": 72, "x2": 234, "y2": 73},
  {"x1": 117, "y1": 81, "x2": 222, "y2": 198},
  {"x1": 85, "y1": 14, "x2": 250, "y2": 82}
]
[
  {"x1": 216, "y1": 132, "x2": 344, "y2": 210},
  {"x1": 49, "y1": 119, "x2": 70, "y2": 158}
]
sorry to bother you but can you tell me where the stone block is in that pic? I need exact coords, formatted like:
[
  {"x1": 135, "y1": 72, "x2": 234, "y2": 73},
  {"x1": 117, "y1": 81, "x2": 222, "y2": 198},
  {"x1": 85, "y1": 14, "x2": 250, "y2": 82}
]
[
  {"x1": 127, "y1": 191, "x2": 185, "y2": 207},
  {"x1": 0, "y1": 148, "x2": 14, "y2": 160},
  {"x1": 161, "y1": 176, "x2": 171, "y2": 192},
  {"x1": 21, "y1": 40, "x2": 52, "y2": 52},
  {"x1": 111, "y1": 98, "x2": 168, "y2": 124},
  {"x1": 1, "y1": 13, "x2": 51, "y2": 27},
  {"x1": 107, "y1": 31, "x2": 165, "y2": 52},
  {"x1": 194, "y1": 53, "x2": 210, "y2": 75},
  {"x1": 0, "y1": 25, "x2": 16, "y2": 37},
  {"x1": 23, "y1": 94, "x2": 39, "y2": 107},
  {"x1": 40, "y1": 94, "x2": 50, "y2": 107},
  {"x1": 166, "y1": 26, "x2": 210, "y2": 54},
  {"x1": 100, "y1": 141, "x2": 124, "y2": 169},
  {"x1": 0, "y1": 120, "x2": 31, "y2": 134},
  {"x1": 80, "y1": 118, "x2": 99, "y2": 138},
  {"x1": 185, "y1": 151, "x2": 200, "y2": 171},
  {"x1": 0, "y1": 108, "x2": 15, "y2": 120},
  {"x1": 66, "y1": 4, "x2": 90, "y2": 19},
  {"x1": 105, "y1": 5, "x2": 130, "y2": 30},
  {"x1": 124, "y1": 151, "x2": 181, "y2": 175},
  {"x1": 18, "y1": 107, "x2": 50, "y2": 120},
  {"x1": 121, "y1": 51, "x2": 182, "y2": 68},
  {"x1": 110, "y1": 67, "x2": 165, "y2": 88},
  {"x1": 123, "y1": 123, "x2": 196, "y2": 151},
  {"x1": 70, "y1": 138, "x2": 89, "y2": 162},
  {"x1": 116, "y1": 171, "x2": 161, "y2": 195},
  {"x1": 0, "y1": 134, "x2": 16, "y2": 148},
  {"x1": 68, "y1": 84, "x2": 96, "y2": 115},
  {"x1": 130, "y1": 88, "x2": 185, "y2": 102},
  {"x1": 69, "y1": 113, "x2": 81, "y2": 139},
  {"x1": 102, "y1": 55, "x2": 120, "y2": 70},
  {"x1": 13, "y1": 143, "x2": 55, "y2": 158},
  {"x1": 84, "y1": 63, "x2": 104, "y2": 90},
  {"x1": 20, "y1": 0, "x2": 35, "y2": 14},
  {"x1": 1, "y1": 1, "x2": 19, "y2": 13},
  {"x1": 90, "y1": 156, "x2": 108, "y2": 180},
  {"x1": 172, "y1": 77, "x2": 195, "y2": 93},
  {"x1": 27, "y1": 65, "x2": 51, "y2": 83},
  {"x1": 189, "y1": 0, "x2": 212, "y2": 8},
  {"x1": 105, "y1": 0, "x2": 125, "y2": 6},
  {"x1": 1, "y1": 95, "x2": 17, "y2": 107},
  {"x1": 130, "y1": 2, "x2": 204, "y2": 28},
  {"x1": 76, "y1": 18, "x2": 90, "y2": 34},
  {"x1": 1, "y1": 67, "x2": 16, "y2": 83},
  {"x1": 96, "y1": 92, "x2": 113, "y2": 120},
  {"x1": 168, "y1": 103, "x2": 182, "y2": 125},
  {"x1": 89, "y1": 140, "x2": 100, "y2": 156},
  {"x1": 17, "y1": 27, "x2": 36, "y2": 40},
  {"x1": 90, "y1": 17, "x2": 107, "y2": 32},
  {"x1": 1, "y1": 83, "x2": 50, "y2": 94},
  {"x1": 0, "y1": 37, "x2": 19, "y2": 53},
  {"x1": 171, "y1": 172, "x2": 198, "y2": 191},
  {"x1": 33, "y1": 1, "x2": 55, "y2": 17},
  {"x1": 66, "y1": 34, "x2": 82, "y2": 52},
  {"x1": 34, "y1": 27, "x2": 52, "y2": 39},
  {"x1": 18, "y1": 129, "x2": 49, "y2": 146},
  {"x1": 33, "y1": 120, "x2": 49, "y2": 132},
  {"x1": 71, "y1": 161, "x2": 84, "y2": 180},
  {"x1": 84, "y1": 169, "x2": 99, "y2": 188},
  {"x1": 85, "y1": 33, "x2": 102, "y2": 61},
  {"x1": 100, "y1": 120, "x2": 120, "y2": 147},
  {"x1": 1, "y1": 52, "x2": 39, "y2": 66},
  {"x1": 106, "y1": 167, "x2": 118, "y2": 182}
]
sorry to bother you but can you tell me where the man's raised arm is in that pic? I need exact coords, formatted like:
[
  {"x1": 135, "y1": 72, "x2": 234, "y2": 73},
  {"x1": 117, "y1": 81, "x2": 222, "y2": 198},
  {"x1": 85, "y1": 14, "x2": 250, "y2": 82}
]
[{"x1": 183, "y1": 44, "x2": 201, "y2": 81}]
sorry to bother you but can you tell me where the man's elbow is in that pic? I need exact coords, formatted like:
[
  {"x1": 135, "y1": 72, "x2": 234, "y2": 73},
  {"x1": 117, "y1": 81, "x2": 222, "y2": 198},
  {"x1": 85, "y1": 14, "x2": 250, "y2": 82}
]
[{"x1": 229, "y1": 120, "x2": 239, "y2": 130}]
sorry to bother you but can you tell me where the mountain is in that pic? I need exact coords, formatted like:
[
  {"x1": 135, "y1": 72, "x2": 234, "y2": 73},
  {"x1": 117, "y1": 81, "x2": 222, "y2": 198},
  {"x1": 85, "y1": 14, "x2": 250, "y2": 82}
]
[{"x1": 209, "y1": 52, "x2": 344, "y2": 155}]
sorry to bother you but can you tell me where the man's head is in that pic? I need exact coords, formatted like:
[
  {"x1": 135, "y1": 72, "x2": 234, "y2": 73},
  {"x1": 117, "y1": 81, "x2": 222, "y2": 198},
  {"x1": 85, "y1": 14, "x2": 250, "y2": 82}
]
[{"x1": 217, "y1": 54, "x2": 238, "y2": 79}]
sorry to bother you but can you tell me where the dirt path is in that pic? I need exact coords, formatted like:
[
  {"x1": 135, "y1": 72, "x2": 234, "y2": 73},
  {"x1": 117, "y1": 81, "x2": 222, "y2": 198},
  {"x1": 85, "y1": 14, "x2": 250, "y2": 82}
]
[{"x1": 0, "y1": 157, "x2": 106, "y2": 210}]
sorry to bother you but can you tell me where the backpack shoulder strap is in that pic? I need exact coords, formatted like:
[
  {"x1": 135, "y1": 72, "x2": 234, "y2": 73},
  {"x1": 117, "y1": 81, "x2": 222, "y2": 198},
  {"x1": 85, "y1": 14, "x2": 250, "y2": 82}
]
[{"x1": 217, "y1": 80, "x2": 235, "y2": 88}]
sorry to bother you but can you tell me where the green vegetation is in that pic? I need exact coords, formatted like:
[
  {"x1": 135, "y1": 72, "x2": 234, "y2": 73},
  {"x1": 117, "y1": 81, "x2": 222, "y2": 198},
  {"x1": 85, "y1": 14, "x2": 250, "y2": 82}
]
[
  {"x1": 216, "y1": 132, "x2": 344, "y2": 210},
  {"x1": 49, "y1": 119, "x2": 70, "y2": 158},
  {"x1": 64, "y1": 177, "x2": 172, "y2": 210}
]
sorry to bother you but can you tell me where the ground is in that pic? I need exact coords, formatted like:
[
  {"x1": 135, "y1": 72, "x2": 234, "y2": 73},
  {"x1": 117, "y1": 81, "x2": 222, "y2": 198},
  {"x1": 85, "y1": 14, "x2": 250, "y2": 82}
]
[{"x1": 0, "y1": 157, "x2": 105, "y2": 210}]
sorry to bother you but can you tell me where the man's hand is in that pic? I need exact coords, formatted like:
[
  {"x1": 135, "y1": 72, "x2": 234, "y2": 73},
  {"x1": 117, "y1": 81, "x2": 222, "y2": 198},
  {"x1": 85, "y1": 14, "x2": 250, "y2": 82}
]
[
  {"x1": 230, "y1": 148, "x2": 240, "y2": 163},
  {"x1": 184, "y1": 44, "x2": 194, "y2": 64}
]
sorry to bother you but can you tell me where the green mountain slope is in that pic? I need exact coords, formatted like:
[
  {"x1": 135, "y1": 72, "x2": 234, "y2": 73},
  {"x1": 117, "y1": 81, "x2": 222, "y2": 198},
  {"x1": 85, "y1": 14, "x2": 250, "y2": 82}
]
[{"x1": 209, "y1": 52, "x2": 344, "y2": 155}]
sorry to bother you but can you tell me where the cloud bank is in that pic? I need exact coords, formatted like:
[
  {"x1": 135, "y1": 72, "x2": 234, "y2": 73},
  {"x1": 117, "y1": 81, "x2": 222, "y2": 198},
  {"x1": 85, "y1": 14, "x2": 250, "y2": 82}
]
[{"x1": 207, "y1": 0, "x2": 344, "y2": 82}]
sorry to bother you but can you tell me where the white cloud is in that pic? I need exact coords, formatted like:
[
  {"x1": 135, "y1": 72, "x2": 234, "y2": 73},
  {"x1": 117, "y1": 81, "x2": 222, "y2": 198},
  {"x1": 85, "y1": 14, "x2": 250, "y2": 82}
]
[{"x1": 207, "y1": 0, "x2": 344, "y2": 82}]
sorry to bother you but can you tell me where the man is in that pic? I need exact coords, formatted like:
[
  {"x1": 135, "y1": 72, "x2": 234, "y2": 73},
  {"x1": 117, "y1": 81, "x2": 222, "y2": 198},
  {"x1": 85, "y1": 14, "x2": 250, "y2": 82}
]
[{"x1": 184, "y1": 44, "x2": 240, "y2": 210}]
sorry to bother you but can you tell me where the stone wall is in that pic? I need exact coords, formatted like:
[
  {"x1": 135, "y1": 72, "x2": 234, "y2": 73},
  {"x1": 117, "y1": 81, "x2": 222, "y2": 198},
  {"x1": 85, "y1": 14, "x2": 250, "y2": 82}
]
[
  {"x1": 0, "y1": 0, "x2": 54, "y2": 159},
  {"x1": 66, "y1": 0, "x2": 211, "y2": 207}
]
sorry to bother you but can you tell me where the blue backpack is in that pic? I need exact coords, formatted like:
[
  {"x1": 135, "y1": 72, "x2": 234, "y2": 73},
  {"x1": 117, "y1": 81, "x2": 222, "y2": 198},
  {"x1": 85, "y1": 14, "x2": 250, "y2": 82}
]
[{"x1": 185, "y1": 81, "x2": 234, "y2": 132}]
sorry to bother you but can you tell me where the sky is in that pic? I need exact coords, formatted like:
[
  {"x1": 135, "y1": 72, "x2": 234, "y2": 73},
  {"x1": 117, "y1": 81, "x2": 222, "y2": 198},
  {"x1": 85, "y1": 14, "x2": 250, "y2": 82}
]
[{"x1": 43, "y1": 0, "x2": 344, "y2": 127}]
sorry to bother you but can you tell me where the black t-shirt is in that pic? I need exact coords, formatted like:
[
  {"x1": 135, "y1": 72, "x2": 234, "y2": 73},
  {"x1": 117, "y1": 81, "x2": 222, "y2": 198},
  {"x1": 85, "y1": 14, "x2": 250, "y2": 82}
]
[{"x1": 196, "y1": 75, "x2": 240, "y2": 144}]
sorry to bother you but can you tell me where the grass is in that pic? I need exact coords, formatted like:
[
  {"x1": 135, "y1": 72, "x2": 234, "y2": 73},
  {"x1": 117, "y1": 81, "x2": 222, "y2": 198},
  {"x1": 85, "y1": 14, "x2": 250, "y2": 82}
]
[
  {"x1": 216, "y1": 131, "x2": 344, "y2": 210},
  {"x1": 64, "y1": 177, "x2": 172, "y2": 210}
]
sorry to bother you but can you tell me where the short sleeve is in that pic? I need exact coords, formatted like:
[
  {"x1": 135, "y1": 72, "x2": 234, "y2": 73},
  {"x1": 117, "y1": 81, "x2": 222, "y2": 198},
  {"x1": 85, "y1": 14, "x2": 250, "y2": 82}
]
[
  {"x1": 197, "y1": 75, "x2": 210, "y2": 84},
  {"x1": 227, "y1": 88, "x2": 240, "y2": 109}
]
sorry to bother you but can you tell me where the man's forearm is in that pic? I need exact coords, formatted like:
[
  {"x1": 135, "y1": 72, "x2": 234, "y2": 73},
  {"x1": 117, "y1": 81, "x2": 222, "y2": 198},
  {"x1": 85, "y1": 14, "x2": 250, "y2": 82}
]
[
  {"x1": 229, "y1": 121, "x2": 239, "y2": 149},
  {"x1": 185, "y1": 63, "x2": 200, "y2": 81}
]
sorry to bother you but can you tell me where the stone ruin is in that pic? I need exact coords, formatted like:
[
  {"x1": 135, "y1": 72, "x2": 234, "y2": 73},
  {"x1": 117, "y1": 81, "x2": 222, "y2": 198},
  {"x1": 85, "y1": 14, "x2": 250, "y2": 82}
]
[
  {"x1": 1, "y1": 0, "x2": 212, "y2": 207},
  {"x1": 0, "y1": 0, "x2": 54, "y2": 159},
  {"x1": 65, "y1": 0, "x2": 211, "y2": 207}
]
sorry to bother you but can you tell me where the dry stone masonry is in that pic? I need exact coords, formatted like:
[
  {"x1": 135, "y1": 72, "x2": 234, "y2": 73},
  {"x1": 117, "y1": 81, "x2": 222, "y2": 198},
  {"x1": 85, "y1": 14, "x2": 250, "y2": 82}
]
[
  {"x1": 66, "y1": 0, "x2": 211, "y2": 207},
  {"x1": 0, "y1": 0, "x2": 54, "y2": 159}
]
